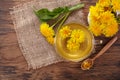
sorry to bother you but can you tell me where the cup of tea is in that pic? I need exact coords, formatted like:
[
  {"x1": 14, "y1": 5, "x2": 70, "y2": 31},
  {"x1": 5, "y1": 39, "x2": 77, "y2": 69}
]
[{"x1": 55, "y1": 23, "x2": 94, "y2": 62}]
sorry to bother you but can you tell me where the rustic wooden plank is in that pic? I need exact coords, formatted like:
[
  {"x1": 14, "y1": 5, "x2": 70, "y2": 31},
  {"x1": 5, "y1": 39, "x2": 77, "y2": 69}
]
[{"x1": 0, "y1": 0, "x2": 120, "y2": 80}]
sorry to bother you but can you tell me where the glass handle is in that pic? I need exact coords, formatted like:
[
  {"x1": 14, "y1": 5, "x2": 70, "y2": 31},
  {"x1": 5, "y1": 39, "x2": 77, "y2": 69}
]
[
  {"x1": 94, "y1": 40, "x2": 103, "y2": 45},
  {"x1": 91, "y1": 40, "x2": 103, "y2": 54}
]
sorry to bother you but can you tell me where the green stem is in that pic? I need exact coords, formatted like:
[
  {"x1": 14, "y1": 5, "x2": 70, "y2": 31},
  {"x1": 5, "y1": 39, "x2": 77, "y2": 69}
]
[
  {"x1": 51, "y1": 3, "x2": 83, "y2": 28},
  {"x1": 32, "y1": 6, "x2": 37, "y2": 13},
  {"x1": 68, "y1": 3, "x2": 84, "y2": 11},
  {"x1": 51, "y1": 14, "x2": 66, "y2": 28},
  {"x1": 57, "y1": 12, "x2": 70, "y2": 30}
]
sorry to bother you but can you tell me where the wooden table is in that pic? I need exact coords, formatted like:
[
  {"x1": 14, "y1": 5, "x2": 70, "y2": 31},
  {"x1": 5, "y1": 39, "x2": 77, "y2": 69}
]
[{"x1": 0, "y1": 0, "x2": 120, "y2": 80}]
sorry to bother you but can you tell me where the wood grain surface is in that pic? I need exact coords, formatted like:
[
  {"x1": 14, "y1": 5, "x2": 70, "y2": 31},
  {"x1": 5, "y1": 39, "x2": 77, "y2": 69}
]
[{"x1": 0, "y1": 0, "x2": 120, "y2": 80}]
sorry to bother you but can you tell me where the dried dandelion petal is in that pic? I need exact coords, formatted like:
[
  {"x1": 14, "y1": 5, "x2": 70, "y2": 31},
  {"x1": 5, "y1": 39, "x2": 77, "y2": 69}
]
[{"x1": 82, "y1": 60, "x2": 92, "y2": 70}]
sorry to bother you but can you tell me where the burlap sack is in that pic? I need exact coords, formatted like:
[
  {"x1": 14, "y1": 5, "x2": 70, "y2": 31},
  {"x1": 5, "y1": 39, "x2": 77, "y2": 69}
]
[{"x1": 10, "y1": 0, "x2": 85, "y2": 69}]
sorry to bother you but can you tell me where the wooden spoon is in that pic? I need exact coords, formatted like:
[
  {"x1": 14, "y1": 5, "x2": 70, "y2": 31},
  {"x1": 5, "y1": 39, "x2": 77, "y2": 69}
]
[{"x1": 81, "y1": 36, "x2": 118, "y2": 70}]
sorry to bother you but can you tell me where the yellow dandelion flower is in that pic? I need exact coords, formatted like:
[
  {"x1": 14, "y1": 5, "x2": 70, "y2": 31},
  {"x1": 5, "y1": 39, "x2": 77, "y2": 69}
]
[
  {"x1": 89, "y1": 22, "x2": 102, "y2": 36},
  {"x1": 89, "y1": 13, "x2": 100, "y2": 23},
  {"x1": 46, "y1": 36, "x2": 54, "y2": 45},
  {"x1": 70, "y1": 29, "x2": 85, "y2": 43},
  {"x1": 89, "y1": 4, "x2": 103, "y2": 23},
  {"x1": 67, "y1": 38, "x2": 80, "y2": 51},
  {"x1": 100, "y1": 11, "x2": 115, "y2": 23},
  {"x1": 40, "y1": 22, "x2": 55, "y2": 37},
  {"x1": 98, "y1": 0, "x2": 111, "y2": 7},
  {"x1": 92, "y1": 3, "x2": 104, "y2": 12},
  {"x1": 100, "y1": 11, "x2": 118, "y2": 37},
  {"x1": 99, "y1": 24, "x2": 106, "y2": 30},
  {"x1": 89, "y1": 9, "x2": 119, "y2": 37},
  {"x1": 59, "y1": 26, "x2": 72, "y2": 39},
  {"x1": 103, "y1": 21, "x2": 118, "y2": 37},
  {"x1": 89, "y1": 0, "x2": 119, "y2": 37},
  {"x1": 112, "y1": 0, "x2": 120, "y2": 11}
]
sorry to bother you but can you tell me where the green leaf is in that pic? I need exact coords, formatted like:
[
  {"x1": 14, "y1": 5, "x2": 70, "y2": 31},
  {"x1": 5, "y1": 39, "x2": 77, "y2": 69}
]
[
  {"x1": 34, "y1": 3, "x2": 84, "y2": 22},
  {"x1": 34, "y1": 9, "x2": 53, "y2": 22}
]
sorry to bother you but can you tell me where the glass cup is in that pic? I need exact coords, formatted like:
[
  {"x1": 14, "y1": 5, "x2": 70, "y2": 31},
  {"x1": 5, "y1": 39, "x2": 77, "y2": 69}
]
[{"x1": 55, "y1": 23, "x2": 95, "y2": 62}]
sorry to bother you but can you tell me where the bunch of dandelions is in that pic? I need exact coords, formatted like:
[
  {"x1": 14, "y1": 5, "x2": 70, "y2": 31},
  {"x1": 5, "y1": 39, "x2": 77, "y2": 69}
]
[
  {"x1": 89, "y1": 0, "x2": 120, "y2": 37},
  {"x1": 59, "y1": 26, "x2": 85, "y2": 51},
  {"x1": 39, "y1": 12, "x2": 70, "y2": 45},
  {"x1": 40, "y1": 22, "x2": 55, "y2": 44},
  {"x1": 33, "y1": 3, "x2": 84, "y2": 45}
]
